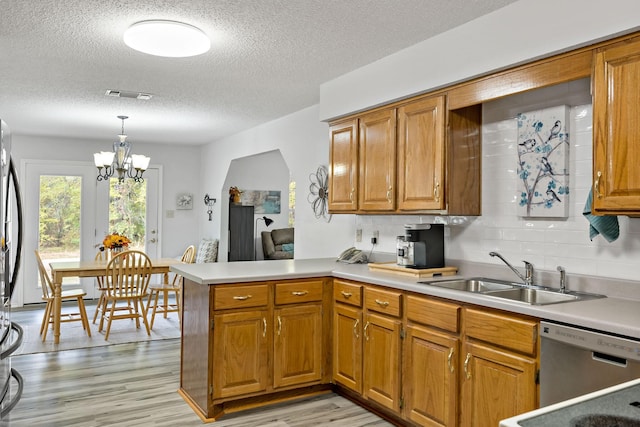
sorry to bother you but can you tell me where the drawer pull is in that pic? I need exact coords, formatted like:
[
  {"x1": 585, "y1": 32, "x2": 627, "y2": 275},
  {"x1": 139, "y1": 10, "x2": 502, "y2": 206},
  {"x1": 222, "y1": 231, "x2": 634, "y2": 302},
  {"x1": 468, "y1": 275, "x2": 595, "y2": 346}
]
[
  {"x1": 353, "y1": 319, "x2": 360, "y2": 339},
  {"x1": 262, "y1": 318, "x2": 267, "y2": 338},
  {"x1": 464, "y1": 353, "x2": 472, "y2": 380},
  {"x1": 447, "y1": 348, "x2": 454, "y2": 373},
  {"x1": 340, "y1": 291, "x2": 353, "y2": 298},
  {"x1": 233, "y1": 295, "x2": 252, "y2": 301},
  {"x1": 375, "y1": 299, "x2": 390, "y2": 307},
  {"x1": 364, "y1": 321, "x2": 370, "y2": 341},
  {"x1": 291, "y1": 291, "x2": 308, "y2": 296}
]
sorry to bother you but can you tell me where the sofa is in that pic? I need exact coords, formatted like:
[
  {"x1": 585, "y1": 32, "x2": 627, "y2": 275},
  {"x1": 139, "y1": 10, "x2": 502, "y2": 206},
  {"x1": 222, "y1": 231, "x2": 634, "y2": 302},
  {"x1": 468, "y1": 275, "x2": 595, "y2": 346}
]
[{"x1": 261, "y1": 228, "x2": 294, "y2": 260}]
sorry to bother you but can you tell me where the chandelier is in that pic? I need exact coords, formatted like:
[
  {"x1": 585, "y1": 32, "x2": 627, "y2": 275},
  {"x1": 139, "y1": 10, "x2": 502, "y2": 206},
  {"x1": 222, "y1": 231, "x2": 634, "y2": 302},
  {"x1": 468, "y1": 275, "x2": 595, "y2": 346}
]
[{"x1": 93, "y1": 115, "x2": 150, "y2": 183}]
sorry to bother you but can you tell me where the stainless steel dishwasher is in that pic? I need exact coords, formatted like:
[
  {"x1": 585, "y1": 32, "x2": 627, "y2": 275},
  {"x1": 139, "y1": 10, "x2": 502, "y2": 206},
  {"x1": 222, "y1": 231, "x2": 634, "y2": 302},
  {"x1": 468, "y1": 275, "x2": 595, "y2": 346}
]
[{"x1": 540, "y1": 321, "x2": 640, "y2": 407}]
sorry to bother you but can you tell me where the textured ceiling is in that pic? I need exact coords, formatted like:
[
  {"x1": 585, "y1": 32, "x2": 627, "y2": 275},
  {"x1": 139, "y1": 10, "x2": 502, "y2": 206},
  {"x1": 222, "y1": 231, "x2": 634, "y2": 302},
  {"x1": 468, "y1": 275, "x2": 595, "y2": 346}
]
[{"x1": 0, "y1": 0, "x2": 518, "y2": 145}]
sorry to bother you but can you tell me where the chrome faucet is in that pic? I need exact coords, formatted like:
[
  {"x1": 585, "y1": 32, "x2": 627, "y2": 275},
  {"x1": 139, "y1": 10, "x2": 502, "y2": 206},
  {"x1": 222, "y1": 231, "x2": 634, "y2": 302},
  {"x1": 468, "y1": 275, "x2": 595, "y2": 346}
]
[
  {"x1": 557, "y1": 266, "x2": 566, "y2": 293},
  {"x1": 489, "y1": 251, "x2": 534, "y2": 286}
]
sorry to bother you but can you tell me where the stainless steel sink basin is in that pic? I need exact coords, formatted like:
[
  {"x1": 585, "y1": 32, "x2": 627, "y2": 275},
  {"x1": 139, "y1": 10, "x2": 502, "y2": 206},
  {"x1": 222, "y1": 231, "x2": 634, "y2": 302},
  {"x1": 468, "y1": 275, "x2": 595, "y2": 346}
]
[
  {"x1": 420, "y1": 277, "x2": 517, "y2": 293},
  {"x1": 419, "y1": 277, "x2": 606, "y2": 305},
  {"x1": 483, "y1": 287, "x2": 580, "y2": 305}
]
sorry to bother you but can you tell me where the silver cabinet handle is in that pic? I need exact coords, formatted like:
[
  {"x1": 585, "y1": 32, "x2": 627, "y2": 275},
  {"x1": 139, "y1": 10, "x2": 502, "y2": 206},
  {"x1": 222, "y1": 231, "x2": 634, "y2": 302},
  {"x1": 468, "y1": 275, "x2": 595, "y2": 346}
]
[
  {"x1": 364, "y1": 321, "x2": 370, "y2": 341},
  {"x1": 464, "y1": 353, "x2": 472, "y2": 380},
  {"x1": 353, "y1": 319, "x2": 360, "y2": 339},
  {"x1": 375, "y1": 299, "x2": 390, "y2": 307},
  {"x1": 447, "y1": 348, "x2": 454, "y2": 373},
  {"x1": 262, "y1": 318, "x2": 267, "y2": 338},
  {"x1": 291, "y1": 291, "x2": 308, "y2": 296},
  {"x1": 277, "y1": 315, "x2": 282, "y2": 336},
  {"x1": 341, "y1": 291, "x2": 352, "y2": 298},
  {"x1": 233, "y1": 295, "x2": 252, "y2": 301}
]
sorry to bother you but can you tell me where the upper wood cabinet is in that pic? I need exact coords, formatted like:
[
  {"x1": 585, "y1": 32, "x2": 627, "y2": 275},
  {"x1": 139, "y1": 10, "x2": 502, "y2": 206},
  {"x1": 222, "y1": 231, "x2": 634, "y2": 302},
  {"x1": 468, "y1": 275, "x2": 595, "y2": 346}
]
[
  {"x1": 397, "y1": 95, "x2": 446, "y2": 211},
  {"x1": 358, "y1": 108, "x2": 397, "y2": 211},
  {"x1": 328, "y1": 119, "x2": 358, "y2": 212},
  {"x1": 327, "y1": 94, "x2": 481, "y2": 215},
  {"x1": 592, "y1": 35, "x2": 640, "y2": 214}
]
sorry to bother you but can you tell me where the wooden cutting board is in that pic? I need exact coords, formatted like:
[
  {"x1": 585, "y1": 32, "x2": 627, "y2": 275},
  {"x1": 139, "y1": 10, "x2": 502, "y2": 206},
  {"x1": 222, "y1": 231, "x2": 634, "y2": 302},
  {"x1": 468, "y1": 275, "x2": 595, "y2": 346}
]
[{"x1": 368, "y1": 262, "x2": 458, "y2": 278}]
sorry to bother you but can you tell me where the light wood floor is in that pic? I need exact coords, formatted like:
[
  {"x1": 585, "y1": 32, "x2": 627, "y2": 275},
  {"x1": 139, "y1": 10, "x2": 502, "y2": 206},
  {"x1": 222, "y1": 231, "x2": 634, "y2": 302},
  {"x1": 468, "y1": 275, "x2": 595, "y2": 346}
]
[{"x1": 3, "y1": 305, "x2": 394, "y2": 426}]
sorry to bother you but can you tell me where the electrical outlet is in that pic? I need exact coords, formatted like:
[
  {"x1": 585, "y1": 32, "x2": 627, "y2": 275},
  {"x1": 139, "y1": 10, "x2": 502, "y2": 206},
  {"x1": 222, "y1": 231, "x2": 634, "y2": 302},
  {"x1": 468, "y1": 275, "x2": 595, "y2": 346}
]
[{"x1": 355, "y1": 229, "x2": 362, "y2": 242}]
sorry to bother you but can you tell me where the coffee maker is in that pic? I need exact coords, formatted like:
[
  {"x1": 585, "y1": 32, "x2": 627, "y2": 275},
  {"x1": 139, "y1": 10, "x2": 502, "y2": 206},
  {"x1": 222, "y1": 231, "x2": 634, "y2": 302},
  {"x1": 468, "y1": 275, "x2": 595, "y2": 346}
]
[{"x1": 396, "y1": 224, "x2": 444, "y2": 269}]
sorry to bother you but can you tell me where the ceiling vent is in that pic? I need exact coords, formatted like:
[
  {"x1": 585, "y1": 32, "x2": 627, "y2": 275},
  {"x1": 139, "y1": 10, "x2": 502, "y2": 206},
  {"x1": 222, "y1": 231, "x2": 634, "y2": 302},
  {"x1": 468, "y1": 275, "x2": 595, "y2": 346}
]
[{"x1": 105, "y1": 90, "x2": 153, "y2": 100}]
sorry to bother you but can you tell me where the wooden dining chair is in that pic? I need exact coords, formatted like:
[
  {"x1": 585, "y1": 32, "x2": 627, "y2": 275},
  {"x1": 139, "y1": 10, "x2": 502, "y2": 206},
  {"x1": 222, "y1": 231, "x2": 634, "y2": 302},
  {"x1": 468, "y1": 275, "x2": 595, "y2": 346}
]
[
  {"x1": 146, "y1": 245, "x2": 195, "y2": 329},
  {"x1": 92, "y1": 249, "x2": 109, "y2": 324},
  {"x1": 34, "y1": 250, "x2": 91, "y2": 342},
  {"x1": 100, "y1": 250, "x2": 153, "y2": 340}
]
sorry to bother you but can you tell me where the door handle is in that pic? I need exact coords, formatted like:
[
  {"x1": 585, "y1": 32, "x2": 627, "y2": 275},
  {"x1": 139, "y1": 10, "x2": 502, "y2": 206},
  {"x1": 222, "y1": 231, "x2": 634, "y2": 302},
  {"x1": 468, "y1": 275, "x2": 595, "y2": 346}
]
[
  {"x1": 464, "y1": 353, "x2": 472, "y2": 380},
  {"x1": 353, "y1": 319, "x2": 360, "y2": 339},
  {"x1": 447, "y1": 347, "x2": 455, "y2": 373},
  {"x1": 364, "y1": 321, "x2": 370, "y2": 341}
]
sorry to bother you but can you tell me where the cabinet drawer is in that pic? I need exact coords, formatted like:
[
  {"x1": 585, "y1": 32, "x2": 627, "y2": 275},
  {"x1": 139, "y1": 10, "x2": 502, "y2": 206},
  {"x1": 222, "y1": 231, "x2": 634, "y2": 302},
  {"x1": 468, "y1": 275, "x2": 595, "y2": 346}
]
[
  {"x1": 406, "y1": 295, "x2": 460, "y2": 333},
  {"x1": 464, "y1": 307, "x2": 538, "y2": 356},
  {"x1": 365, "y1": 286, "x2": 402, "y2": 317},
  {"x1": 334, "y1": 280, "x2": 362, "y2": 307},
  {"x1": 214, "y1": 284, "x2": 269, "y2": 310},
  {"x1": 275, "y1": 280, "x2": 324, "y2": 305}
]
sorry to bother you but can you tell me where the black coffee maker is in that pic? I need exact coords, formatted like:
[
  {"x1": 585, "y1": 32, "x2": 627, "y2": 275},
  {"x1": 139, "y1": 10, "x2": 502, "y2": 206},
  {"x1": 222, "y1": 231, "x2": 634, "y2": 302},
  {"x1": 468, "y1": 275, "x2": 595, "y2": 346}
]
[{"x1": 400, "y1": 224, "x2": 444, "y2": 269}]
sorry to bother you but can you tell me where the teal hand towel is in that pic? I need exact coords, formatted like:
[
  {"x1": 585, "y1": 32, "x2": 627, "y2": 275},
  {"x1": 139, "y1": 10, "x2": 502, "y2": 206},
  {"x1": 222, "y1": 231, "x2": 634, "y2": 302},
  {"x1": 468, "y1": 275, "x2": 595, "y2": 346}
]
[{"x1": 582, "y1": 189, "x2": 619, "y2": 242}]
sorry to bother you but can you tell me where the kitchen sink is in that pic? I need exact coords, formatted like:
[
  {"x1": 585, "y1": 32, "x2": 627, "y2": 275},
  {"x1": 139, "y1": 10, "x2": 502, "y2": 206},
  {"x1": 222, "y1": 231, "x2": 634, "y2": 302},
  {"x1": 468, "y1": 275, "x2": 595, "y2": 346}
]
[
  {"x1": 483, "y1": 287, "x2": 580, "y2": 305},
  {"x1": 419, "y1": 277, "x2": 606, "y2": 305},
  {"x1": 420, "y1": 277, "x2": 517, "y2": 293}
]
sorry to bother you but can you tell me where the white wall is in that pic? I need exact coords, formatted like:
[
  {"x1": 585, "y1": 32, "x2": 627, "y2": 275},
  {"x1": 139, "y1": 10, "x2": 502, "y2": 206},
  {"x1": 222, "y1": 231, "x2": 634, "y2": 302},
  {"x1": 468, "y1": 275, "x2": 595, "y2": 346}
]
[
  {"x1": 198, "y1": 105, "x2": 355, "y2": 260},
  {"x1": 12, "y1": 134, "x2": 202, "y2": 259},
  {"x1": 319, "y1": 0, "x2": 640, "y2": 121}
]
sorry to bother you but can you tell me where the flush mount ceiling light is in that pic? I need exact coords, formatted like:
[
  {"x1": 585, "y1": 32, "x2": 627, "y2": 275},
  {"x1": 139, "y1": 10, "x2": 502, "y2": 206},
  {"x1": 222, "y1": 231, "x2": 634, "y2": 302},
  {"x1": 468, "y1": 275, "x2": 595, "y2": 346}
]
[{"x1": 123, "y1": 20, "x2": 210, "y2": 57}]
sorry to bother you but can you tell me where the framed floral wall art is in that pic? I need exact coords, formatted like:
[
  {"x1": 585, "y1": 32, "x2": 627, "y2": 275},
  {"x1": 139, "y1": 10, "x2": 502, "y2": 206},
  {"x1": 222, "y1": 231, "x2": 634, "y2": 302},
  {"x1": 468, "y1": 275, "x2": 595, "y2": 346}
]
[{"x1": 516, "y1": 105, "x2": 570, "y2": 218}]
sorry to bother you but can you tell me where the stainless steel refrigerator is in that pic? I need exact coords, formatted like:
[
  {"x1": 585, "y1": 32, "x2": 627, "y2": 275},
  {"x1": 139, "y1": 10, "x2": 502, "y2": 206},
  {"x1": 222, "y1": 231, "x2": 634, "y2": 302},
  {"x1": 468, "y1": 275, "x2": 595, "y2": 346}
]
[{"x1": 0, "y1": 119, "x2": 24, "y2": 418}]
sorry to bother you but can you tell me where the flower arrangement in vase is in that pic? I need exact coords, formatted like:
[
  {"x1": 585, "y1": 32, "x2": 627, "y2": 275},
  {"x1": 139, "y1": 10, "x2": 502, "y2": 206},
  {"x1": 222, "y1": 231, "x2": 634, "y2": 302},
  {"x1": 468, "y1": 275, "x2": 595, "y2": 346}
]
[
  {"x1": 229, "y1": 186, "x2": 243, "y2": 204},
  {"x1": 99, "y1": 232, "x2": 131, "y2": 254}
]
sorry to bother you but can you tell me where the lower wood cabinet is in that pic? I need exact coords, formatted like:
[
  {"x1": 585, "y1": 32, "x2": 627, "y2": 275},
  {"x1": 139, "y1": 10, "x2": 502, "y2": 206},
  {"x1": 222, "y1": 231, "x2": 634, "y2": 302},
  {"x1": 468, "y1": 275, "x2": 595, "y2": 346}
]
[
  {"x1": 333, "y1": 303, "x2": 363, "y2": 393},
  {"x1": 404, "y1": 325, "x2": 459, "y2": 427},
  {"x1": 459, "y1": 340, "x2": 536, "y2": 427},
  {"x1": 273, "y1": 303, "x2": 323, "y2": 388},
  {"x1": 212, "y1": 309, "x2": 269, "y2": 399},
  {"x1": 363, "y1": 311, "x2": 402, "y2": 412}
]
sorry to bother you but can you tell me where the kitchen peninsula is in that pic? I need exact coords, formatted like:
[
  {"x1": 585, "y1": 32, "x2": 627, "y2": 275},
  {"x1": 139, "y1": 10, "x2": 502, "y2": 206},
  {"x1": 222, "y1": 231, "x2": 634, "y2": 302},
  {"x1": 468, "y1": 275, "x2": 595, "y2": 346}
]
[{"x1": 171, "y1": 259, "x2": 640, "y2": 425}]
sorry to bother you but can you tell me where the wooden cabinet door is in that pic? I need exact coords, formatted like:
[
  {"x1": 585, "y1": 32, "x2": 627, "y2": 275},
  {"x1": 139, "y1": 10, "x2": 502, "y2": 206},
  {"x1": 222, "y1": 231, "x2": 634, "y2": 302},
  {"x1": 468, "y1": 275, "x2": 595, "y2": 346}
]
[
  {"x1": 363, "y1": 312, "x2": 402, "y2": 412},
  {"x1": 404, "y1": 325, "x2": 458, "y2": 427},
  {"x1": 397, "y1": 95, "x2": 446, "y2": 211},
  {"x1": 333, "y1": 303, "x2": 363, "y2": 393},
  {"x1": 593, "y1": 36, "x2": 640, "y2": 213},
  {"x1": 212, "y1": 310, "x2": 269, "y2": 399},
  {"x1": 459, "y1": 340, "x2": 536, "y2": 427},
  {"x1": 359, "y1": 108, "x2": 397, "y2": 211},
  {"x1": 273, "y1": 304, "x2": 323, "y2": 388},
  {"x1": 329, "y1": 119, "x2": 359, "y2": 212}
]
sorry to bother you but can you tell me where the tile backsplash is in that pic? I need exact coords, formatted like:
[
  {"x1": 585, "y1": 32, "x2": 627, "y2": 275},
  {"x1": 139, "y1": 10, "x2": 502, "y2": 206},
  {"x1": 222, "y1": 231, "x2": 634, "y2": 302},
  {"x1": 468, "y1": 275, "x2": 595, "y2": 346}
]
[{"x1": 356, "y1": 79, "x2": 640, "y2": 283}]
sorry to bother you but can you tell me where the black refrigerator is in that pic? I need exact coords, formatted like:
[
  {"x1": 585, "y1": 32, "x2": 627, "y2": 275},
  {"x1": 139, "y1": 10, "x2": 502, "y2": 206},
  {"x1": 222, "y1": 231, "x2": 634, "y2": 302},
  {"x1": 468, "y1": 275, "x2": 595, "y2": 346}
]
[{"x1": 0, "y1": 119, "x2": 24, "y2": 419}]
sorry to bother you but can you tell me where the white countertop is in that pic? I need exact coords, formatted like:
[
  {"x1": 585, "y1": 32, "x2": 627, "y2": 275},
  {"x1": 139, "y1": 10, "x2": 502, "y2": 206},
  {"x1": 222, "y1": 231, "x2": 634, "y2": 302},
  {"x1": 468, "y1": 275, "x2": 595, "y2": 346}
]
[{"x1": 171, "y1": 259, "x2": 640, "y2": 339}]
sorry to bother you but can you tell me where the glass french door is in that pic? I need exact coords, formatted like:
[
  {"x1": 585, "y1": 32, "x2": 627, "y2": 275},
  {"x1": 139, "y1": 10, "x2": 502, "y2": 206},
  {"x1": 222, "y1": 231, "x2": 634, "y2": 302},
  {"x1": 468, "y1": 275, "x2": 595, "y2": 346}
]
[{"x1": 20, "y1": 161, "x2": 160, "y2": 305}]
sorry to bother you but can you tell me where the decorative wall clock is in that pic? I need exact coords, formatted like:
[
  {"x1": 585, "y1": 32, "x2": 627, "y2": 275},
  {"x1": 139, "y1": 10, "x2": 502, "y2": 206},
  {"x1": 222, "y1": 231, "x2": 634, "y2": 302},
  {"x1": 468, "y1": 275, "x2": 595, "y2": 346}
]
[{"x1": 307, "y1": 165, "x2": 331, "y2": 222}]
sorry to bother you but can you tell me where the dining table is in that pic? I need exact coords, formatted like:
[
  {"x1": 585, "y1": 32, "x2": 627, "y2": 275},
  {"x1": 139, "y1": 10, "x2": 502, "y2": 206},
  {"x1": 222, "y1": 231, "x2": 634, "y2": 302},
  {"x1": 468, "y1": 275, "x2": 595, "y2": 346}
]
[{"x1": 48, "y1": 257, "x2": 181, "y2": 344}]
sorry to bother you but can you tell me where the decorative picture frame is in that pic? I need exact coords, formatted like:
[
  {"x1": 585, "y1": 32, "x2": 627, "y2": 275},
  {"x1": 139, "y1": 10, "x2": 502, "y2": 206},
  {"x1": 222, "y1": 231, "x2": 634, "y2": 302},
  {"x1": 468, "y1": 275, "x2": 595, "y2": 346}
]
[
  {"x1": 176, "y1": 193, "x2": 194, "y2": 210},
  {"x1": 516, "y1": 105, "x2": 570, "y2": 218}
]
